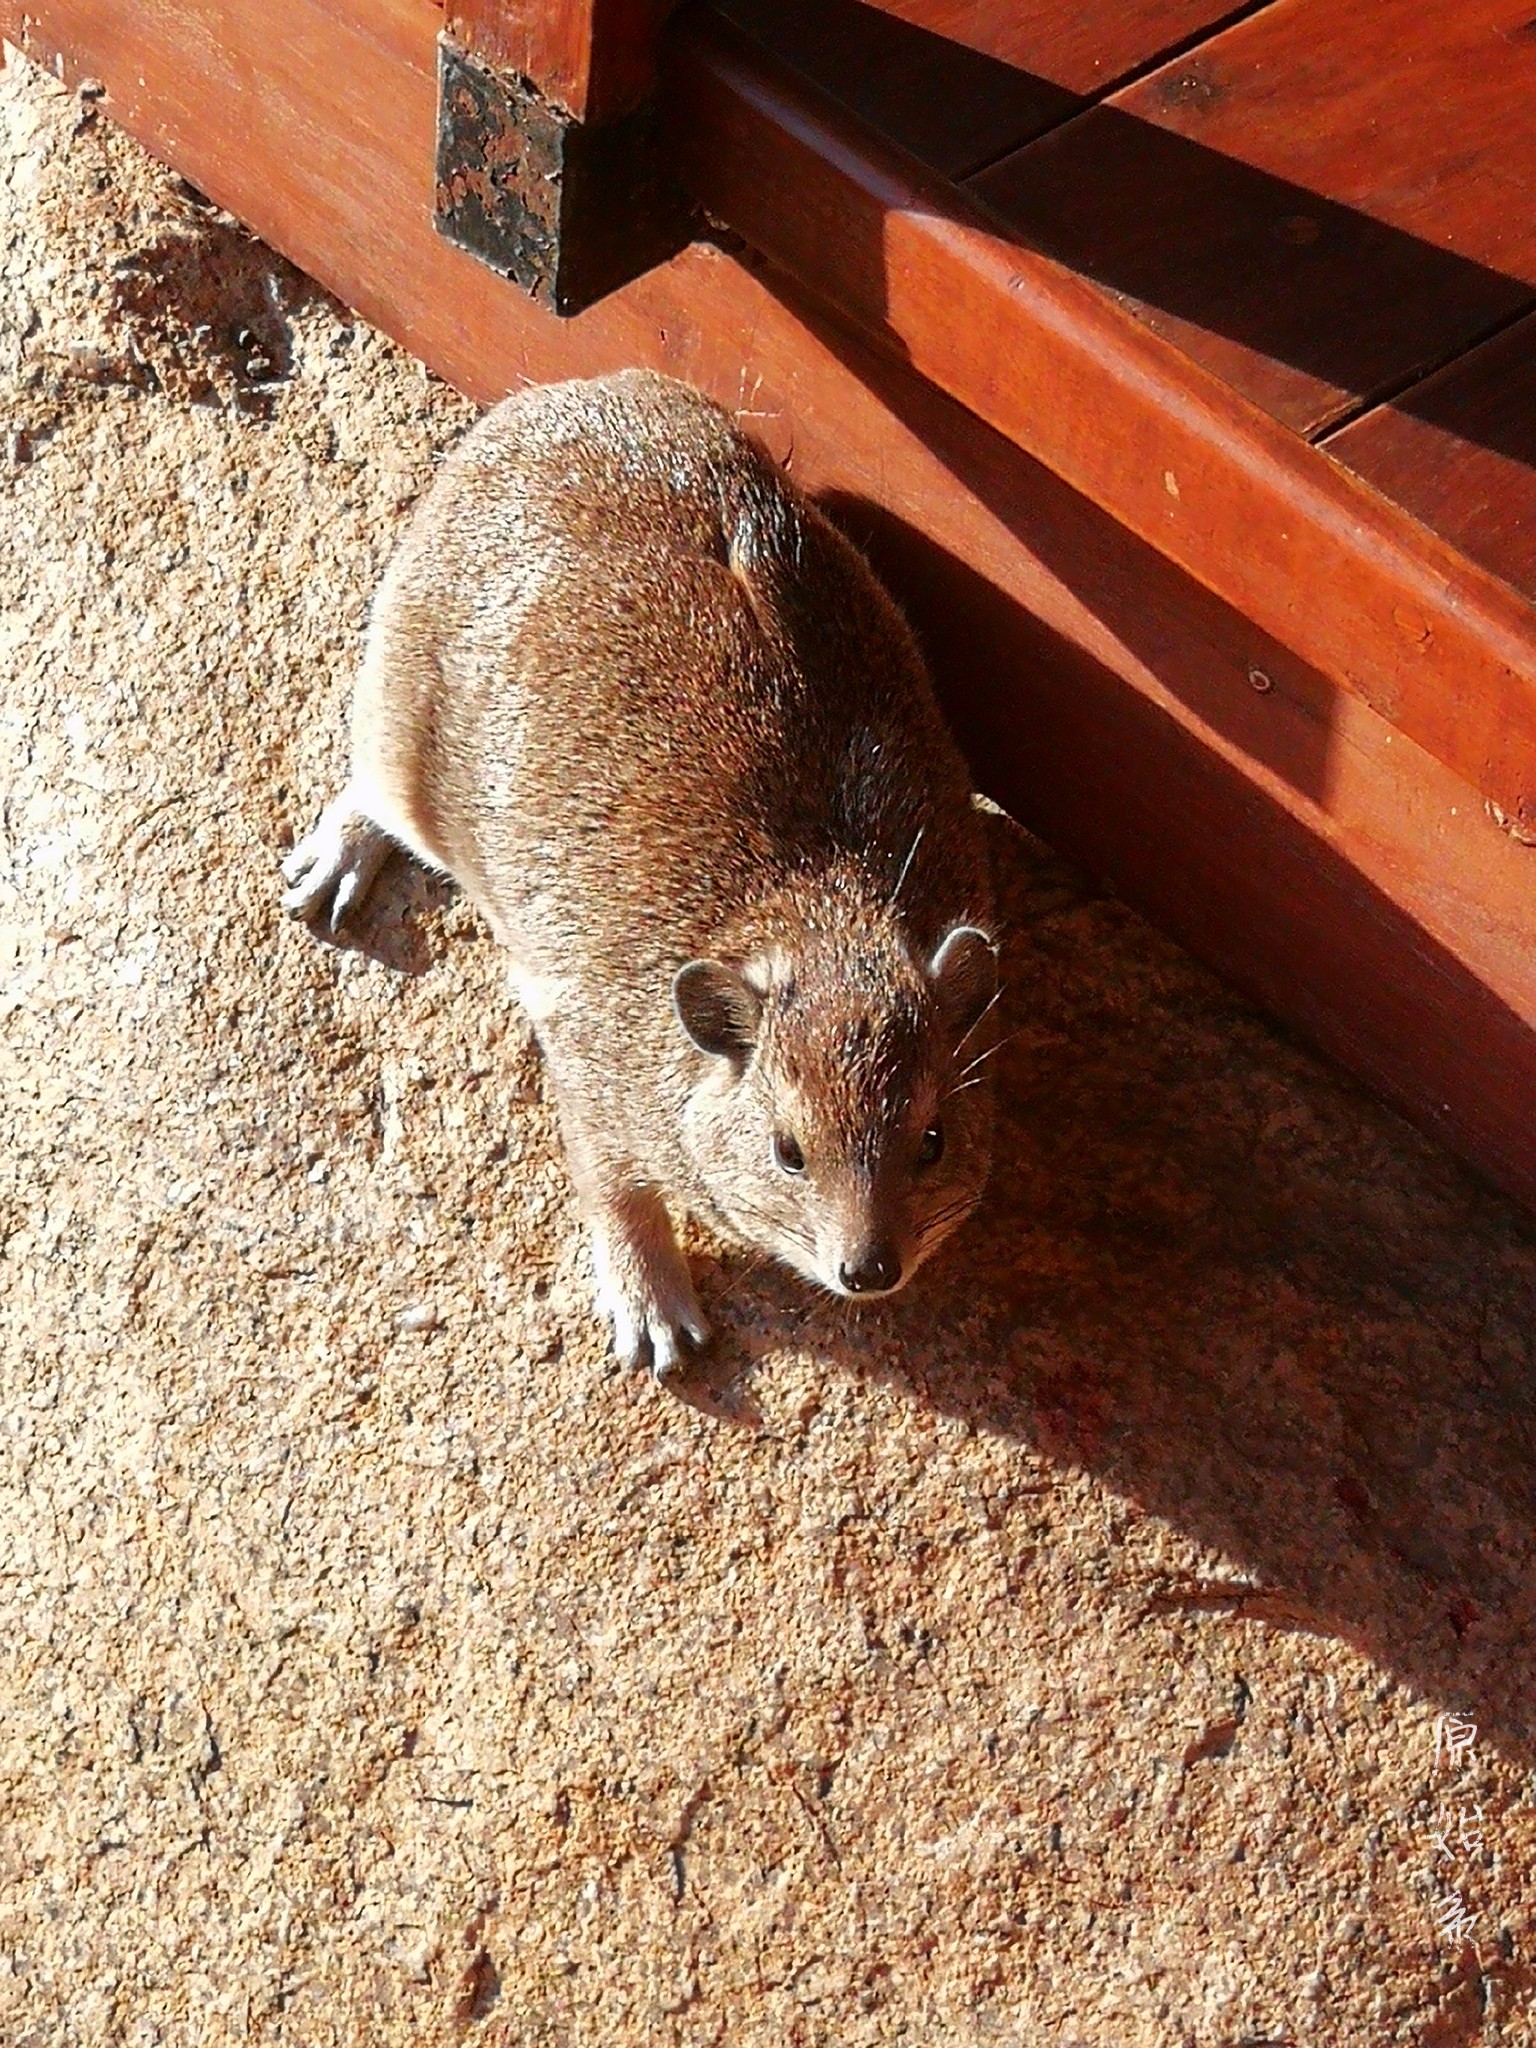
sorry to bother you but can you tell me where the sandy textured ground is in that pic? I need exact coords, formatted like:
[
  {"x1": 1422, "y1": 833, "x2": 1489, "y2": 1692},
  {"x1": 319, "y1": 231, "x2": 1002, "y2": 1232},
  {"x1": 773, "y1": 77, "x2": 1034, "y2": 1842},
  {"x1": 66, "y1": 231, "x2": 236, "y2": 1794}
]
[{"x1": 3, "y1": 49, "x2": 1535, "y2": 2048}]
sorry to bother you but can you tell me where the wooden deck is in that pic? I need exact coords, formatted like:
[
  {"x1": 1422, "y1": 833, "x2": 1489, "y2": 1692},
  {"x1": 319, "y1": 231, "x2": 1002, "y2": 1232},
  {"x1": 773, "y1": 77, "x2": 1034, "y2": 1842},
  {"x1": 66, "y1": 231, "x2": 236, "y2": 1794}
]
[
  {"x1": 728, "y1": 0, "x2": 1536, "y2": 449},
  {"x1": 5, "y1": 0, "x2": 1535, "y2": 1206}
]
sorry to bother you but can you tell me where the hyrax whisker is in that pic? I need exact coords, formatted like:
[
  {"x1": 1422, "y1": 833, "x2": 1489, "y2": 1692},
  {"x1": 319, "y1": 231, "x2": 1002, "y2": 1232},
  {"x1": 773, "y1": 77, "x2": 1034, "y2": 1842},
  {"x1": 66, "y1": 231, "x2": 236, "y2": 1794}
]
[
  {"x1": 709, "y1": 1251, "x2": 770, "y2": 1312},
  {"x1": 955, "y1": 1029, "x2": 1020, "y2": 1083},
  {"x1": 889, "y1": 822, "x2": 926, "y2": 906},
  {"x1": 951, "y1": 982, "x2": 1006, "y2": 1064}
]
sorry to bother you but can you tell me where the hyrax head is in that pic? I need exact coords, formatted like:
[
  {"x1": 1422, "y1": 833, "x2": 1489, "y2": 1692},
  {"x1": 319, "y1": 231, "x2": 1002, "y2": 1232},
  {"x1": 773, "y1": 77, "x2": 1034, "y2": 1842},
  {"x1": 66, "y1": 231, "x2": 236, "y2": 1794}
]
[{"x1": 673, "y1": 917, "x2": 998, "y2": 1299}]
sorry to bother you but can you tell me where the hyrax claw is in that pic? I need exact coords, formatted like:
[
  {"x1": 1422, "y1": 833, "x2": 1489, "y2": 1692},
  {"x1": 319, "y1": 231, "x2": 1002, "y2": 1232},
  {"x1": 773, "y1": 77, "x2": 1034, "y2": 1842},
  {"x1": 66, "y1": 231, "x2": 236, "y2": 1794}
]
[
  {"x1": 591, "y1": 1218, "x2": 710, "y2": 1381},
  {"x1": 280, "y1": 792, "x2": 394, "y2": 931}
]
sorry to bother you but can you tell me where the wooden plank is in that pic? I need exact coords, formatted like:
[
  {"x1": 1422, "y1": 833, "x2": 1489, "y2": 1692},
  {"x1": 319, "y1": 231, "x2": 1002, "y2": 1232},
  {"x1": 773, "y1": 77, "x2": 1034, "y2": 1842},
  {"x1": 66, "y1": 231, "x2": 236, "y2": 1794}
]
[
  {"x1": 6, "y1": 0, "x2": 1536, "y2": 1214},
  {"x1": 968, "y1": 0, "x2": 1536, "y2": 436},
  {"x1": 663, "y1": 10, "x2": 1536, "y2": 835},
  {"x1": 716, "y1": 0, "x2": 1262, "y2": 179},
  {"x1": 1326, "y1": 313, "x2": 1536, "y2": 620},
  {"x1": 444, "y1": 0, "x2": 677, "y2": 121}
]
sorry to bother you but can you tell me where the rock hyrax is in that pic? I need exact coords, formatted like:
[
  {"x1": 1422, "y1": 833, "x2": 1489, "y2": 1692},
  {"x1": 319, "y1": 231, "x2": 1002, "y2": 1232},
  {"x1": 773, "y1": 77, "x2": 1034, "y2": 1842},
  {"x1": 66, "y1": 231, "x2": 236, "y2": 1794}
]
[{"x1": 282, "y1": 370, "x2": 998, "y2": 1376}]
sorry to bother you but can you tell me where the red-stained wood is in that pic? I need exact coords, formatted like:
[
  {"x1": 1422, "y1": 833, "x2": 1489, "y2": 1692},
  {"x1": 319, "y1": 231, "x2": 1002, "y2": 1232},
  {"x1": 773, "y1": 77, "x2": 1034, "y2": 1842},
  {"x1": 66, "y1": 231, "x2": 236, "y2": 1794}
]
[
  {"x1": 1327, "y1": 313, "x2": 1536, "y2": 615},
  {"x1": 715, "y1": 0, "x2": 1263, "y2": 178},
  {"x1": 445, "y1": 0, "x2": 677, "y2": 121},
  {"x1": 968, "y1": 0, "x2": 1536, "y2": 436},
  {"x1": 5, "y1": 0, "x2": 1536, "y2": 1213},
  {"x1": 664, "y1": 11, "x2": 1536, "y2": 835}
]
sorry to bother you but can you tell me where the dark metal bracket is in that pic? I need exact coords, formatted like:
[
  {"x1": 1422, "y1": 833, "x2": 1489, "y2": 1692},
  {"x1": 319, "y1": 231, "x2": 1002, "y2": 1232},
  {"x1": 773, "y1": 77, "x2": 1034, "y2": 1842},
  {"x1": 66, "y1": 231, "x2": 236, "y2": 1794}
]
[{"x1": 433, "y1": 35, "x2": 695, "y2": 317}]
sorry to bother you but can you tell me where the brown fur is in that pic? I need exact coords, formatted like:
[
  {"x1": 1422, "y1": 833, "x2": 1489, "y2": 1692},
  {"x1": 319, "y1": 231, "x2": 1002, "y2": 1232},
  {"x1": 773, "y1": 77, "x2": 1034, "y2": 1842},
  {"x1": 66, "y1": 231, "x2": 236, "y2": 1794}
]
[{"x1": 282, "y1": 371, "x2": 996, "y2": 1376}]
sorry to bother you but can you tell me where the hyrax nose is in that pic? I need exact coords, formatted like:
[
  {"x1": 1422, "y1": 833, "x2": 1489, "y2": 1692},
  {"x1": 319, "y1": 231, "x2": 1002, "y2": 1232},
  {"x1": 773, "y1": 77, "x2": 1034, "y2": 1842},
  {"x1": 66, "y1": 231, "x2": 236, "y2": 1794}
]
[{"x1": 839, "y1": 1246, "x2": 901, "y2": 1295}]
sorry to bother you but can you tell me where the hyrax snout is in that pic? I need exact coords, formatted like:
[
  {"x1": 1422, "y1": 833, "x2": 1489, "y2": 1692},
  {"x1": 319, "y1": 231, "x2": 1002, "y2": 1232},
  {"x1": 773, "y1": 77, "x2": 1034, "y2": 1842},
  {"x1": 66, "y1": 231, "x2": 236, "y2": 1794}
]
[{"x1": 282, "y1": 370, "x2": 998, "y2": 1378}]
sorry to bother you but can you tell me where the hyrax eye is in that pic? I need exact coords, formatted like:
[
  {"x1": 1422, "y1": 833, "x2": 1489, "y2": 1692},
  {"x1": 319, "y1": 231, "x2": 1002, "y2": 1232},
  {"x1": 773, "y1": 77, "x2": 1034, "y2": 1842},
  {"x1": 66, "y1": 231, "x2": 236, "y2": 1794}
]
[
  {"x1": 773, "y1": 1130, "x2": 806, "y2": 1175},
  {"x1": 916, "y1": 1123, "x2": 945, "y2": 1167}
]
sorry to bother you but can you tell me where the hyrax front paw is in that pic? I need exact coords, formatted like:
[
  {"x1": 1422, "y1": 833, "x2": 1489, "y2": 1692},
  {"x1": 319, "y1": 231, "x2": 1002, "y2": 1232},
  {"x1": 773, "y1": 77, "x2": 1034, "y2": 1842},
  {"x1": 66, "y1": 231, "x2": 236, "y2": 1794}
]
[
  {"x1": 281, "y1": 788, "x2": 394, "y2": 932},
  {"x1": 591, "y1": 1221, "x2": 710, "y2": 1382}
]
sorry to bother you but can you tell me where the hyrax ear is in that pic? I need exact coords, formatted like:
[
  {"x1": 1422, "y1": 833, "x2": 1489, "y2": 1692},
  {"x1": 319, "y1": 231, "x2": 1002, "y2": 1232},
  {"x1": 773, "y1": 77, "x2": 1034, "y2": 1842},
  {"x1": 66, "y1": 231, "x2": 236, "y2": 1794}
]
[
  {"x1": 927, "y1": 925, "x2": 997, "y2": 1034},
  {"x1": 672, "y1": 959, "x2": 764, "y2": 1064}
]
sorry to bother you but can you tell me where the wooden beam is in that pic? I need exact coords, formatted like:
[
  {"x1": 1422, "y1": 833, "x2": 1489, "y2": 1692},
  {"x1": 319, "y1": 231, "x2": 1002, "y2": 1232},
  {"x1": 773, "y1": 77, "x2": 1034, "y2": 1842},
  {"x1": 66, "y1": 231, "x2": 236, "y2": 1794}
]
[
  {"x1": 444, "y1": 0, "x2": 677, "y2": 123},
  {"x1": 432, "y1": 0, "x2": 690, "y2": 312},
  {"x1": 431, "y1": 0, "x2": 689, "y2": 313},
  {"x1": 1327, "y1": 310, "x2": 1536, "y2": 652},
  {"x1": 433, "y1": 31, "x2": 692, "y2": 316},
  {"x1": 661, "y1": 10, "x2": 1536, "y2": 839}
]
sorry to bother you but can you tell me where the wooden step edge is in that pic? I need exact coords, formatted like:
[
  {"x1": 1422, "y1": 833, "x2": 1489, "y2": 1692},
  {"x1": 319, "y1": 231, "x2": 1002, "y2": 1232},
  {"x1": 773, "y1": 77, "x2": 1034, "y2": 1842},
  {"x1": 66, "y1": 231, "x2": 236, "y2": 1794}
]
[{"x1": 662, "y1": 6, "x2": 1536, "y2": 842}]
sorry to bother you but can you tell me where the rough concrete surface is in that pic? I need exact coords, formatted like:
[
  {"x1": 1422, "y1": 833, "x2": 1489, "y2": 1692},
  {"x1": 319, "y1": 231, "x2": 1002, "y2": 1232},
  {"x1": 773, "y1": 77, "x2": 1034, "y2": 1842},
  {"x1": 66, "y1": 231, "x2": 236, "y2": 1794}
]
[{"x1": 2, "y1": 50, "x2": 1535, "y2": 2048}]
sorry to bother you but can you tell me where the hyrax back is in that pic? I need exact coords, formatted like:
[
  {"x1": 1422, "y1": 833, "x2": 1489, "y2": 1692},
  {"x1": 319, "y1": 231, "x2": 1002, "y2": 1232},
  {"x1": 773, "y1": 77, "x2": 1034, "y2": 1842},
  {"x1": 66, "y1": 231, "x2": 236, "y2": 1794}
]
[{"x1": 283, "y1": 370, "x2": 997, "y2": 1377}]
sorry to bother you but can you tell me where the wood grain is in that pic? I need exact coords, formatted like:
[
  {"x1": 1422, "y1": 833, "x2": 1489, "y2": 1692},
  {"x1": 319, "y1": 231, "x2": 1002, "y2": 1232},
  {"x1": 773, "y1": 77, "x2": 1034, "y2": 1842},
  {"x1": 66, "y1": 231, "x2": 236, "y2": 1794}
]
[
  {"x1": 1327, "y1": 313, "x2": 1536, "y2": 613},
  {"x1": 445, "y1": 0, "x2": 677, "y2": 120},
  {"x1": 6, "y1": 0, "x2": 1536, "y2": 1212},
  {"x1": 969, "y1": 0, "x2": 1536, "y2": 435},
  {"x1": 716, "y1": 0, "x2": 1259, "y2": 178},
  {"x1": 664, "y1": 11, "x2": 1536, "y2": 834}
]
